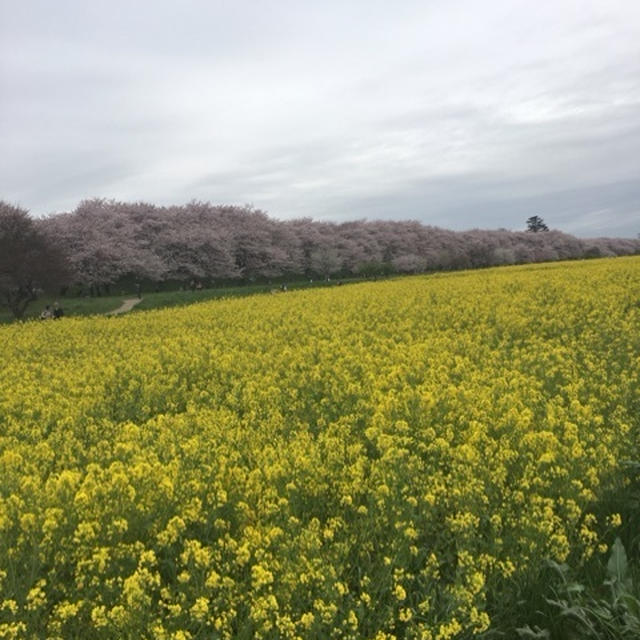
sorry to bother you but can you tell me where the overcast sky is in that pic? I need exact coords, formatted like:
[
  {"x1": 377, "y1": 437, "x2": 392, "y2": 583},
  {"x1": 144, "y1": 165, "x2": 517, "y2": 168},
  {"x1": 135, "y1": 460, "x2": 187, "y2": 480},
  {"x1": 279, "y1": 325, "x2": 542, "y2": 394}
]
[{"x1": 2, "y1": 1, "x2": 639, "y2": 237}]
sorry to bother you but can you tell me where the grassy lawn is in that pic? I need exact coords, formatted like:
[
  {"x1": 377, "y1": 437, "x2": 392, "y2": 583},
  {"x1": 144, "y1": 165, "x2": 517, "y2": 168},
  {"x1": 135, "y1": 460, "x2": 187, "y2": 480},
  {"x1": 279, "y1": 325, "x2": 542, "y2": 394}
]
[
  {"x1": 0, "y1": 294, "x2": 128, "y2": 324},
  {"x1": 132, "y1": 278, "x2": 364, "y2": 312},
  {"x1": 0, "y1": 277, "x2": 379, "y2": 323}
]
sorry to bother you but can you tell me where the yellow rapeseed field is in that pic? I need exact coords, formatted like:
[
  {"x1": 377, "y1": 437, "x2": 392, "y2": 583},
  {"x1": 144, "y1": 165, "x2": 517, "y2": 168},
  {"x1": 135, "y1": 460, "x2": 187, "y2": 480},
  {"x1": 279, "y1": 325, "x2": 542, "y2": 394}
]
[{"x1": 1, "y1": 257, "x2": 639, "y2": 639}]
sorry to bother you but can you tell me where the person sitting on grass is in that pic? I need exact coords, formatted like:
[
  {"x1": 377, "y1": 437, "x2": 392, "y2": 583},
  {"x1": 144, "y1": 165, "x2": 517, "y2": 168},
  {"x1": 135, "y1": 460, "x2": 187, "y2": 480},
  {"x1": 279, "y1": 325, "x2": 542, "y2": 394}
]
[{"x1": 40, "y1": 305, "x2": 53, "y2": 320}]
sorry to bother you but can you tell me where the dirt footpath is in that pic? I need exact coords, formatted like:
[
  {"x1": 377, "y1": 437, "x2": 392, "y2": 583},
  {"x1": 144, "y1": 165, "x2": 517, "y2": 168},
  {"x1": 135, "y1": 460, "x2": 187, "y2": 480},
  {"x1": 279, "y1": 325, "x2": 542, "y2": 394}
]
[{"x1": 106, "y1": 298, "x2": 143, "y2": 315}]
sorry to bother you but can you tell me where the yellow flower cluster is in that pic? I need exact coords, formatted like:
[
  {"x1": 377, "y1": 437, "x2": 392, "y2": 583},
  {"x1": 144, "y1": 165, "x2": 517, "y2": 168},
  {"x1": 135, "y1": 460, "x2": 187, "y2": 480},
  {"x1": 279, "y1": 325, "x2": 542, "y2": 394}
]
[{"x1": 1, "y1": 257, "x2": 639, "y2": 638}]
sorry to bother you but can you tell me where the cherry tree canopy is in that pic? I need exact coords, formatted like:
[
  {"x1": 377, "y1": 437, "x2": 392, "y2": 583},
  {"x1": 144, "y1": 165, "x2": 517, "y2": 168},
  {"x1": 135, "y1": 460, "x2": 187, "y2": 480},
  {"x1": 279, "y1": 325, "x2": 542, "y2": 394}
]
[{"x1": 31, "y1": 199, "x2": 640, "y2": 289}]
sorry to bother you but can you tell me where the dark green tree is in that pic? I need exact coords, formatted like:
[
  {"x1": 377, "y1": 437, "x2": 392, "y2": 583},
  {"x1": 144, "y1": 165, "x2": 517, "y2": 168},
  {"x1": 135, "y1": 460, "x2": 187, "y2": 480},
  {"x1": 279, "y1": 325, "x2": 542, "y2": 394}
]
[
  {"x1": 0, "y1": 201, "x2": 70, "y2": 319},
  {"x1": 526, "y1": 215, "x2": 549, "y2": 232}
]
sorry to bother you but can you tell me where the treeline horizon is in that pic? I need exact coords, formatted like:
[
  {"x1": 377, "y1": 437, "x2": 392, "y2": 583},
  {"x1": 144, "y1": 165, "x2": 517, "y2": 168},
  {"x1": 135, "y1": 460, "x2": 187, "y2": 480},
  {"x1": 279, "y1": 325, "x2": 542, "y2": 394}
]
[{"x1": 34, "y1": 198, "x2": 640, "y2": 289}]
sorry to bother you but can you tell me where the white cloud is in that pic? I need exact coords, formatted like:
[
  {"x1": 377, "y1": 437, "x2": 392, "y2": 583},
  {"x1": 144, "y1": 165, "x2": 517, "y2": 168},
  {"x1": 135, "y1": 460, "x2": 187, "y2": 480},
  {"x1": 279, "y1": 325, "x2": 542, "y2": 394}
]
[{"x1": 1, "y1": 0, "x2": 639, "y2": 236}]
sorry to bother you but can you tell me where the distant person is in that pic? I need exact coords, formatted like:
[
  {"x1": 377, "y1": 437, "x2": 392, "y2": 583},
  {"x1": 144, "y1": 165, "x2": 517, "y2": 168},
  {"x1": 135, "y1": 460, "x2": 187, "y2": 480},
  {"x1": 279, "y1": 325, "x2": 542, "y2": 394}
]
[
  {"x1": 135, "y1": 282, "x2": 142, "y2": 299},
  {"x1": 52, "y1": 302, "x2": 64, "y2": 319},
  {"x1": 40, "y1": 305, "x2": 53, "y2": 320}
]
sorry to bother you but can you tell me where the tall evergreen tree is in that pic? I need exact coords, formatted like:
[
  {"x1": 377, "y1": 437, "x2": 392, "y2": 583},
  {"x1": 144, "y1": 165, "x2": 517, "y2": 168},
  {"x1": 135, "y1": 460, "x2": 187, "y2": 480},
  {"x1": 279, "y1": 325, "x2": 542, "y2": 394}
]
[{"x1": 526, "y1": 215, "x2": 549, "y2": 232}]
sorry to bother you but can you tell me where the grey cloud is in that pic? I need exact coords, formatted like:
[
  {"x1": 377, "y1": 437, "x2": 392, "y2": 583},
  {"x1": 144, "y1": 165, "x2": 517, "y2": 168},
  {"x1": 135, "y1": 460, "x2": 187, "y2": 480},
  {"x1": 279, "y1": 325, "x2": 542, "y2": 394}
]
[
  {"x1": 1, "y1": 159, "x2": 134, "y2": 215},
  {"x1": 1, "y1": 0, "x2": 639, "y2": 236},
  {"x1": 327, "y1": 177, "x2": 640, "y2": 238}
]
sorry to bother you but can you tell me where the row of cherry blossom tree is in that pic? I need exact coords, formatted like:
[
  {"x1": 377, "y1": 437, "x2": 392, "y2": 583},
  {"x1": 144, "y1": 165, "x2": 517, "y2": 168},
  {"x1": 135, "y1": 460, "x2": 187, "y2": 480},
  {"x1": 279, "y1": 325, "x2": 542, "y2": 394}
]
[
  {"x1": 4, "y1": 197, "x2": 637, "y2": 318},
  {"x1": 34, "y1": 198, "x2": 640, "y2": 291}
]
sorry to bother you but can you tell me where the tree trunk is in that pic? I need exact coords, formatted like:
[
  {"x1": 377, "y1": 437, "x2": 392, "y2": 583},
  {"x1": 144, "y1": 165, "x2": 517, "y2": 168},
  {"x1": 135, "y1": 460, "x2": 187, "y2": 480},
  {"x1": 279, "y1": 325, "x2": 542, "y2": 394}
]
[{"x1": 7, "y1": 288, "x2": 35, "y2": 319}]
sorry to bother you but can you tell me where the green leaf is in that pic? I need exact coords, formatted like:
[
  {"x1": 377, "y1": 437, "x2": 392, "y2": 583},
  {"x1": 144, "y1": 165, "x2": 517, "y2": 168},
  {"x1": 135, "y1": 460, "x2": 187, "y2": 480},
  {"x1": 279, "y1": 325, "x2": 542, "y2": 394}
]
[
  {"x1": 515, "y1": 625, "x2": 551, "y2": 639},
  {"x1": 606, "y1": 537, "x2": 628, "y2": 584},
  {"x1": 622, "y1": 592, "x2": 640, "y2": 619}
]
